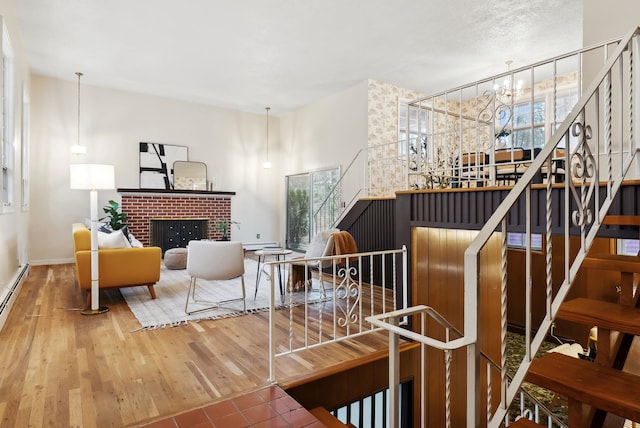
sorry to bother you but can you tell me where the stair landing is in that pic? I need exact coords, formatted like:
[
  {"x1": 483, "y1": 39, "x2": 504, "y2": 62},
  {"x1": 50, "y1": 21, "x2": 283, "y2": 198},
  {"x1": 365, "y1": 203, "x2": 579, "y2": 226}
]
[{"x1": 139, "y1": 385, "x2": 325, "y2": 428}]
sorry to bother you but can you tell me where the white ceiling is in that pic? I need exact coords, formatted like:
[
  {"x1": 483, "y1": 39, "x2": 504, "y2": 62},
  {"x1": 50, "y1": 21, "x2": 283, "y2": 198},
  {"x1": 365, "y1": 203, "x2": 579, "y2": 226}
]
[{"x1": 16, "y1": 0, "x2": 583, "y2": 115}]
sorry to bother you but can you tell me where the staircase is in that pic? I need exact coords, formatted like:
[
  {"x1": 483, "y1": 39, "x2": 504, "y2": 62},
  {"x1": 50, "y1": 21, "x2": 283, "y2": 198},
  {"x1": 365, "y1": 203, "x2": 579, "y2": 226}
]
[
  {"x1": 519, "y1": 258, "x2": 640, "y2": 427},
  {"x1": 363, "y1": 25, "x2": 640, "y2": 427}
]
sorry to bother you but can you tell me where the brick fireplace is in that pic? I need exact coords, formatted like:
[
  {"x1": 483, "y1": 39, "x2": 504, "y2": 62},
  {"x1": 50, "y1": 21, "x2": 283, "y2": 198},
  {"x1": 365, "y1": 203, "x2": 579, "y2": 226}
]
[{"x1": 118, "y1": 189, "x2": 235, "y2": 247}]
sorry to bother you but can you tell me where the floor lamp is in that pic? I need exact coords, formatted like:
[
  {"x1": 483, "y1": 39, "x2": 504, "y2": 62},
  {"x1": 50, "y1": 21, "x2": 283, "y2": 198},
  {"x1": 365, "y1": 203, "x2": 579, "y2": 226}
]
[{"x1": 70, "y1": 164, "x2": 115, "y2": 315}]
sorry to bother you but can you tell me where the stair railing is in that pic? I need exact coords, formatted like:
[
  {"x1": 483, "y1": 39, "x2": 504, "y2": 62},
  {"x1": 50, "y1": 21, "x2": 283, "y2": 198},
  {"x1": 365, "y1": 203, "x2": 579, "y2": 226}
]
[
  {"x1": 463, "y1": 26, "x2": 640, "y2": 427},
  {"x1": 312, "y1": 138, "x2": 416, "y2": 233},
  {"x1": 367, "y1": 27, "x2": 640, "y2": 428},
  {"x1": 267, "y1": 246, "x2": 407, "y2": 383}
]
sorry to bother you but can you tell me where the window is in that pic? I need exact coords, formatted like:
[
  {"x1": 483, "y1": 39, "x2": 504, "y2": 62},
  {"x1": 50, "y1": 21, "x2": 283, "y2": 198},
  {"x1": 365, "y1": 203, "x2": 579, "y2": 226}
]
[
  {"x1": 507, "y1": 232, "x2": 543, "y2": 251},
  {"x1": 616, "y1": 239, "x2": 639, "y2": 256},
  {"x1": 398, "y1": 100, "x2": 429, "y2": 159},
  {"x1": 553, "y1": 88, "x2": 580, "y2": 149},
  {"x1": 1, "y1": 20, "x2": 14, "y2": 211},
  {"x1": 498, "y1": 88, "x2": 578, "y2": 151},
  {"x1": 285, "y1": 167, "x2": 340, "y2": 252},
  {"x1": 21, "y1": 87, "x2": 29, "y2": 211},
  {"x1": 512, "y1": 101, "x2": 546, "y2": 149}
]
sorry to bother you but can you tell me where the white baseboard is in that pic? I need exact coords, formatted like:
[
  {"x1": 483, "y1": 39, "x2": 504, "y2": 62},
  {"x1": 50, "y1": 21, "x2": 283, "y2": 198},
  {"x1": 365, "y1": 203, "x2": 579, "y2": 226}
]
[{"x1": 29, "y1": 257, "x2": 74, "y2": 266}]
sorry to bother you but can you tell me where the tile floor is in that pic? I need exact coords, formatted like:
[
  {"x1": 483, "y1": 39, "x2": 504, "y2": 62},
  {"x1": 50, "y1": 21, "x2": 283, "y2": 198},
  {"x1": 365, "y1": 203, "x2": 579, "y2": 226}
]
[{"x1": 139, "y1": 385, "x2": 326, "y2": 428}]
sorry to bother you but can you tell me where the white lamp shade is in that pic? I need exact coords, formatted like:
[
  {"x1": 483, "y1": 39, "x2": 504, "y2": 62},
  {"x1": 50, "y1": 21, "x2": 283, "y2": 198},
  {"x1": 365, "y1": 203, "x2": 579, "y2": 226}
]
[{"x1": 70, "y1": 164, "x2": 115, "y2": 190}]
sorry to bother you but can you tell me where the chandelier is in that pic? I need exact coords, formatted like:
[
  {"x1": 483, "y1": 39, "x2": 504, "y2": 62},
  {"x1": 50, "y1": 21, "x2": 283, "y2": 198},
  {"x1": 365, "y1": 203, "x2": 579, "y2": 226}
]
[{"x1": 494, "y1": 60, "x2": 524, "y2": 102}]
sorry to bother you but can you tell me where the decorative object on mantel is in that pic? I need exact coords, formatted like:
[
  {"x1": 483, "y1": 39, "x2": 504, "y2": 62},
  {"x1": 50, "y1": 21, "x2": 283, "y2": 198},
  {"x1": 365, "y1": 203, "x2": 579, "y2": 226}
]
[
  {"x1": 70, "y1": 163, "x2": 115, "y2": 315},
  {"x1": 139, "y1": 142, "x2": 188, "y2": 189},
  {"x1": 70, "y1": 72, "x2": 87, "y2": 155},
  {"x1": 173, "y1": 160, "x2": 207, "y2": 190},
  {"x1": 263, "y1": 106, "x2": 272, "y2": 169},
  {"x1": 215, "y1": 218, "x2": 240, "y2": 241}
]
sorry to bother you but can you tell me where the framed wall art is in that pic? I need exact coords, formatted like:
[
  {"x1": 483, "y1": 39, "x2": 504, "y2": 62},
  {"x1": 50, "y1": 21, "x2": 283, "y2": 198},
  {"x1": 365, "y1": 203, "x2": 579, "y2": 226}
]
[{"x1": 139, "y1": 142, "x2": 188, "y2": 189}]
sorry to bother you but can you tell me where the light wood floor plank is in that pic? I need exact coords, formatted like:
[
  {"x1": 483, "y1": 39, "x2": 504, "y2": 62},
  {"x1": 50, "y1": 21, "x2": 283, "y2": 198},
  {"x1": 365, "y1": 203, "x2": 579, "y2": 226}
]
[
  {"x1": 0, "y1": 264, "x2": 393, "y2": 426},
  {"x1": 69, "y1": 387, "x2": 82, "y2": 428}
]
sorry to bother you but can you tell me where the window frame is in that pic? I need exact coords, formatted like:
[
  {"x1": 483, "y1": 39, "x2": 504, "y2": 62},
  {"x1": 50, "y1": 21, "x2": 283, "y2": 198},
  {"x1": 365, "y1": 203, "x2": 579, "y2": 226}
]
[
  {"x1": 1, "y1": 18, "x2": 15, "y2": 213},
  {"x1": 398, "y1": 98, "x2": 430, "y2": 160},
  {"x1": 21, "y1": 85, "x2": 29, "y2": 211}
]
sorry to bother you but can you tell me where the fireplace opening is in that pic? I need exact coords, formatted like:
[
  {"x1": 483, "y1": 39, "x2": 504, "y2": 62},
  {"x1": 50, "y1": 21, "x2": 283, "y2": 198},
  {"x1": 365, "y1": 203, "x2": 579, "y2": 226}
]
[{"x1": 150, "y1": 218, "x2": 209, "y2": 255}]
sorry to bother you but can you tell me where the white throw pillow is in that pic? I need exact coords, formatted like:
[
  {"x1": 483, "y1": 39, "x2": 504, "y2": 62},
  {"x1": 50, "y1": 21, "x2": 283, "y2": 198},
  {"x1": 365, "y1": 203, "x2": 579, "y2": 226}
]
[
  {"x1": 98, "y1": 229, "x2": 132, "y2": 249},
  {"x1": 128, "y1": 232, "x2": 144, "y2": 248}
]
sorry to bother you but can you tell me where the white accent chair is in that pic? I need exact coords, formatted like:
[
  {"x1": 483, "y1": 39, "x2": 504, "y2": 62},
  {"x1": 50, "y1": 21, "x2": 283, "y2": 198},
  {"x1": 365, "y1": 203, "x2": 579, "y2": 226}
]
[
  {"x1": 185, "y1": 240, "x2": 246, "y2": 315},
  {"x1": 289, "y1": 229, "x2": 339, "y2": 295}
]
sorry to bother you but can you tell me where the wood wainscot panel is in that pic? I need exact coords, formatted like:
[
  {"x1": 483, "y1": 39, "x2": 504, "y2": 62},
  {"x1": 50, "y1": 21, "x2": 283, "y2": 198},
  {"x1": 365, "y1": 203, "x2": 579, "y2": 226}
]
[{"x1": 411, "y1": 227, "x2": 502, "y2": 426}]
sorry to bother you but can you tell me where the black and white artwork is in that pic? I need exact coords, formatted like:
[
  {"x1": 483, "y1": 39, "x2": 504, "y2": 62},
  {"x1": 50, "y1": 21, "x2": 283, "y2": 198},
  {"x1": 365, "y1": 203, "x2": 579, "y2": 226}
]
[{"x1": 139, "y1": 142, "x2": 188, "y2": 189}]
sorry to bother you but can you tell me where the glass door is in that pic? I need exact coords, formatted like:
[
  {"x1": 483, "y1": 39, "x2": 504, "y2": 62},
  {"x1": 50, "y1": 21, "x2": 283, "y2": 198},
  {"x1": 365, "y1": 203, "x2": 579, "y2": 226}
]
[
  {"x1": 286, "y1": 173, "x2": 311, "y2": 252},
  {"x1": 286, "y1": 167, "x2": 340, "y2": 252}
]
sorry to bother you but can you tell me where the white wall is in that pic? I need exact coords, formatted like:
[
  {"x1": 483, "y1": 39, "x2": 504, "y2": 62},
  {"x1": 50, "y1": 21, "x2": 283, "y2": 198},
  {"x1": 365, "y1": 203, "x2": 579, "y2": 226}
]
[
  {"x1": 280, "y1": 81, "x2": 368, "y2": 174},
  {"x1": 279, "y1": 81, "x2": 369, "y2": 233},
  {"x1": 583, "y1": 1, "x2": 640, "y2": 179},
  {"x1": 29, "y1": 75, "x2": 282, "y2": 264},
  {"x1": 583, "y1": 0, "x2": 639, "y2": 45},
  {"x1": 0, "y1": 1, "x2": 31, "y2": 297}
]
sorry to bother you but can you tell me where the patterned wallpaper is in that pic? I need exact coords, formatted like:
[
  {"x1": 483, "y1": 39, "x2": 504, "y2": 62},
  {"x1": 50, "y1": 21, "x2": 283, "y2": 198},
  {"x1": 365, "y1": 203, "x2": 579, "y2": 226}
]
[{"x1": 367, "y1": 80, "x2": 425, "y2": 196}]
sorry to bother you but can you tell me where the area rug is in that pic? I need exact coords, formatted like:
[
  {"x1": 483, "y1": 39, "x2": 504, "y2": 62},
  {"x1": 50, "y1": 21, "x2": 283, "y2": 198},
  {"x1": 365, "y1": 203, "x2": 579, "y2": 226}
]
[{"x1": 121, "y1": 258, "x2": 329, "y2": 331}]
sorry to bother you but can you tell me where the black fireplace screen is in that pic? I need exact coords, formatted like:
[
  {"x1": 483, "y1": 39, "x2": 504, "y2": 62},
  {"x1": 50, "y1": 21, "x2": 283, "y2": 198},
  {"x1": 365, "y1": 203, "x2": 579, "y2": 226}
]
[{"x1": 150, "y1": 219, "x2": 208, "y2": 255}]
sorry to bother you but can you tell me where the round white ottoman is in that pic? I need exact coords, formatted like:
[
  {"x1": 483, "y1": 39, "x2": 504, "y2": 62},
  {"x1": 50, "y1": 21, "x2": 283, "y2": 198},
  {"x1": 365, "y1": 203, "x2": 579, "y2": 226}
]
[{"x1": 164, "y1": 247, "x2": 188, "y2": 269}]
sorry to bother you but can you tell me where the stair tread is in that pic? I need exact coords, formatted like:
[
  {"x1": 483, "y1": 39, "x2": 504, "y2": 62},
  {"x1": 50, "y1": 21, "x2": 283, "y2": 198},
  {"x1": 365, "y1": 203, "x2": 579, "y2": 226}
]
[
  {"x1": 557, "y1": 297, "x2": 640, "y2": 336},
  {"x1": 526, "y1": 352, "x2": 640, "y2": 422},
  {"x1": 509, "y1": 418, "x2": 544, "y2": 427},
  {"x1": 582, "y1": 254, "x2": 640, "y2": 273}
]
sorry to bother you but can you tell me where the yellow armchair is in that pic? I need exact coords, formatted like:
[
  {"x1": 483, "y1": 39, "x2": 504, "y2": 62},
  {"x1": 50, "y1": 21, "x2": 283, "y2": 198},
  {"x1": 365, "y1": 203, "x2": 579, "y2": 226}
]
[{"x1": 72, "y1": 223, "x2": 161, "y2": 306}]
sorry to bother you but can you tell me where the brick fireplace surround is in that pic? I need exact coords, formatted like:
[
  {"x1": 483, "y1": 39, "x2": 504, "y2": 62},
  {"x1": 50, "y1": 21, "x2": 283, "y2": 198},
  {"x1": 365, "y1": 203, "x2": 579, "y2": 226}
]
[{"x1": 118, "y1": 189, "x2": 235, "y2": 247}]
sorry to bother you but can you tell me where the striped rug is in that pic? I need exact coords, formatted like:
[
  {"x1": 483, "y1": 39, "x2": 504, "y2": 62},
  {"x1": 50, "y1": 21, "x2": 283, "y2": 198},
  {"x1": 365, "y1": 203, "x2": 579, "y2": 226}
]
[{"x1": 121, "y1": 258, "x2": 326, "y2": 331}]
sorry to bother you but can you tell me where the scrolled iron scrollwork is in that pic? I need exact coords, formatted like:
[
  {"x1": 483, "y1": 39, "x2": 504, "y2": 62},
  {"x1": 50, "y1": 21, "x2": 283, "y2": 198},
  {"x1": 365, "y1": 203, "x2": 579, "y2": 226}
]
[
  {"x1": 567, "y1": 120, "x2": 597, "y2": 229},
  {"x1": 570, "y1": 122, "x2": 596, "y2": 180},
  {"x1": 571, "y1": 205, "x2": 593, "y2": 227},
  {"x1": 335, "y1": 265, "x2": 361, "y2": 327}
]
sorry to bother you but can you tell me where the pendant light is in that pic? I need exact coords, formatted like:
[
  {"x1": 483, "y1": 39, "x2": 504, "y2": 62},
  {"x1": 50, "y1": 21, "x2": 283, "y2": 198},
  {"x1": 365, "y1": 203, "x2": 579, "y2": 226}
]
[
  {"x1": 263, "y1": 106, "x2": 272, "y2": 169},
  {"x1": 71, "y1": 72, "x2": 87, "y2": 155}
]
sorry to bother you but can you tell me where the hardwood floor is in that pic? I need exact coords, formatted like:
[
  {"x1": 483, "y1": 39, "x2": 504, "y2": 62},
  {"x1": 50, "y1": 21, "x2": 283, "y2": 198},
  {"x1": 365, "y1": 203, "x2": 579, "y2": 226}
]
[{"x1": 0, "y1": 264, "x2": 392, "y2": 427}]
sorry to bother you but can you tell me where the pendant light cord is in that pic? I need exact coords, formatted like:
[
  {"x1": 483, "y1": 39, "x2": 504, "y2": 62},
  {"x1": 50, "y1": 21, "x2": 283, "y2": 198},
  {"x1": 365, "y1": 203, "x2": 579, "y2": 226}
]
[
  {"x1": 76, "y1": 72, "x2": 83, "y2": 148},
  {"x1": 265, "y1": 106, "x2": 270, "y2": 160}
]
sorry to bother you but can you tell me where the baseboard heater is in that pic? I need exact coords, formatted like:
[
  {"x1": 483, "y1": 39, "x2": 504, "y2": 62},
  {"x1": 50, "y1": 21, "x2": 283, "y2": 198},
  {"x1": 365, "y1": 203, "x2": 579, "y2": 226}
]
[
  {"x1": 244, "y1": 242, "x2": 278, "y2": 251},
  {"x1": 0, "y1": 264, "x2": 30, "y2": 331}
]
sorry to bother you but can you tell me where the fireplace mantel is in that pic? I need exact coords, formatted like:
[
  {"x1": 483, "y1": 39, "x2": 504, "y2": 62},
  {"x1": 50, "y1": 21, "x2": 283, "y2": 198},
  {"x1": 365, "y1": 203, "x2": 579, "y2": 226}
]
[{"x1": 117, "y1": 188, "x2": 235, "y2": 197}]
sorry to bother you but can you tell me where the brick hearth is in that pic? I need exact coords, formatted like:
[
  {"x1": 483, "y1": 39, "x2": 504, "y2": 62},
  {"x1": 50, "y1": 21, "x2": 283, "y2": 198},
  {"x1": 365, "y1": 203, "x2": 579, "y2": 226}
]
[{"x1": 119, "y1": 190, "x2": 234, "y2": 247}]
